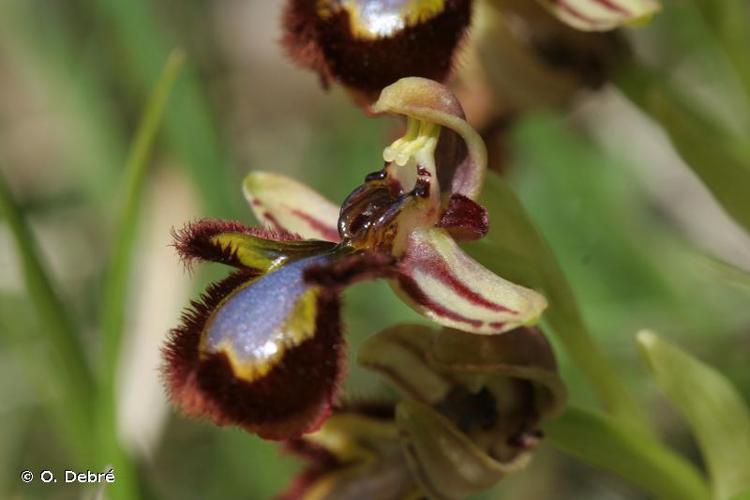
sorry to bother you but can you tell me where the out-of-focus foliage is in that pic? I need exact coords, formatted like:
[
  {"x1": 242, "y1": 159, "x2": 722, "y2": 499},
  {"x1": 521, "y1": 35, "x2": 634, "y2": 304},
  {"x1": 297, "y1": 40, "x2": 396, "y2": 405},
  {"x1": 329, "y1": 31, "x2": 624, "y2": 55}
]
[{"x1": 638, "y1": 331, "x2": 750, "y2": 500}]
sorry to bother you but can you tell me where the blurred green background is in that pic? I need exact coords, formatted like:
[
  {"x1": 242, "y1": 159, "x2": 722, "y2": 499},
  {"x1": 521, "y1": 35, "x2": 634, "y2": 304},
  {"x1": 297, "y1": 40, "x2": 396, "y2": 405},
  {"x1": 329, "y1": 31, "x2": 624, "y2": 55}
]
[{"x1": 0, "y1": 1, "x2": 749, "y2": 499}]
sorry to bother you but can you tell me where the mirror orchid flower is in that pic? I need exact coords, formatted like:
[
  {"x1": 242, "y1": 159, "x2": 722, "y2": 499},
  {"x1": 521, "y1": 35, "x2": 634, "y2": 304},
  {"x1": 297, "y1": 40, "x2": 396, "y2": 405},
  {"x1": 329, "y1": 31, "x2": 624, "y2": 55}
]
[
  {"x1": 280, "y1": 325, "x2": 566, "y2": 499},
  {"x1": 281, "y1": 0, "x2": 660, "y2": 108},
  {"x1": 282, "y1": 0, "x2": 472, "y2": 103},
  {"x1": 162, "y1": 77, "x2": 547, "y2": 440}
]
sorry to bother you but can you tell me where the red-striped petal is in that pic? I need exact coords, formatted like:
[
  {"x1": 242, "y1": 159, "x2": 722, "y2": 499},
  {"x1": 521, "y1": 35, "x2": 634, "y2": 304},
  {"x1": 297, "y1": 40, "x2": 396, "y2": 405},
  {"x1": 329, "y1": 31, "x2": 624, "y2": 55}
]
[
  {"x1": 536, "y1": 0, "x2": 660, "y2": 31},
  {"x1": 243, "y1": 171, "x2": 341, "y2": 243},
  {"x1": 392, "y1": 228, "x2": 547, "y2": 334}
]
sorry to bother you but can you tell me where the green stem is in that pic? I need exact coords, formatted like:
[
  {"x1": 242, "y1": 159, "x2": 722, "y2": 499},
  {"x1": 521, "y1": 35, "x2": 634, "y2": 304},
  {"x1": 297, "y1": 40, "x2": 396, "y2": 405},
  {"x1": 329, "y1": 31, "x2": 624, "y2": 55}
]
[
  {"x1": 97, "y1": 50, "x2": 185, "y2": 500},
  {"x1": 691, "y1": 0, "x2": 750, "y2": 101},
  {"x1": 0, "y1": 170, "x2": 95, "y2": 462},
  {"x1": 545, "y1": 302, "x2": 651, "y2": 432}
]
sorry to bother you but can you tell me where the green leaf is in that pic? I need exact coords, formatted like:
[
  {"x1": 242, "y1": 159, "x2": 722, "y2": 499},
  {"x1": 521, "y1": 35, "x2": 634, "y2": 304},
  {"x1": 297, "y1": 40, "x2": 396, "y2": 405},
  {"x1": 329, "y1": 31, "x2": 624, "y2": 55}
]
[
  {"x1": 545, "y1": 407, "x2": 710, "y2": 500},
  {"x1": 97, "y1": 49, "x2": 185, "y2": 500},
  {"x1": 730, "y1": 492, "x2": 750, "y2": 500},
  {"x1": 638, "y1": 331, "x2": 750, "y2": 500},
  {"x1": 691, "y1": 0, "x2": 750, "y2": 98},
  {"x1": 464, "y1": 172, "x2": 649, "y2": 431},
  {"x1": 620, "y1": 68, "x2": 750, "y2": 234},
  {"x1": 0, "y1": 171, "x2": 95, "y2": 463}
]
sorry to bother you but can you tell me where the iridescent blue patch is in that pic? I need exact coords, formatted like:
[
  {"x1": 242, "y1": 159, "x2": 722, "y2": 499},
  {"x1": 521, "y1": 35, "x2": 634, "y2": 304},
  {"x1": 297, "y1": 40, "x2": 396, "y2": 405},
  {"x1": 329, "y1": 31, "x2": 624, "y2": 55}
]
[{"x1": 203, "y1": 254, "x2": 330, "y2": 364}]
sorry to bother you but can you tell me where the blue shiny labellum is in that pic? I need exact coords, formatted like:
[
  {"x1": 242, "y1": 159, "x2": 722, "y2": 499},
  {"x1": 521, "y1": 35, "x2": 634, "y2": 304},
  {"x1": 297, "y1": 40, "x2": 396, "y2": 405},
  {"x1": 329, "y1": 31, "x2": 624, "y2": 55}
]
[
  {"x1": 356, "y1": 0, "x2": 410, "y2": 36},
  {"x1": 203, "y1": 254, "x2": 331, "y2": 367},
  {"x1": 343, "y1": 0, "x2": 442, "y2": 37}
]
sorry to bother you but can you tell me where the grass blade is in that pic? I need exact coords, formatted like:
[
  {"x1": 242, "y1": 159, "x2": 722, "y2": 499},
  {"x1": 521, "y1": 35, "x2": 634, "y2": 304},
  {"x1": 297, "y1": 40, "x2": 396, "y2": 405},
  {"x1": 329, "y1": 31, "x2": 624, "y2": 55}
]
[
  {"x1": 0, "y1": 170, "x2": 95, "y2": 461},
  {"x1": 97, "y1": 49, "x2": 185, "y2": 500},
  {"x1": 638, "y1": 331, "x2": 750, "y2": 500},
  {"x1": 620, "y1": 67, "x2": 750, "y2": 234},
  {"x1": 82, "y1": 0, "x2": 240, "y2": 217}
]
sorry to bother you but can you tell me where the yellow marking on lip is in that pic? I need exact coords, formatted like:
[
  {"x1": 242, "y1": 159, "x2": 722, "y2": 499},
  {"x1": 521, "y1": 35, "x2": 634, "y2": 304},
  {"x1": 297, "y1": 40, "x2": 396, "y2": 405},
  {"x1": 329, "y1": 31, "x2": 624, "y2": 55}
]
[{"x1": 317, "y1": 0, "x2": 446, "y2": 39}]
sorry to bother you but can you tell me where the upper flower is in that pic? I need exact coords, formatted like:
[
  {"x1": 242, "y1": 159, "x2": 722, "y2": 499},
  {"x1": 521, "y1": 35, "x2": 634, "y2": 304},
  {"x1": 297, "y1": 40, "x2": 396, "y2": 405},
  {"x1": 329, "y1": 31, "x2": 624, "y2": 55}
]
[
  {"x1": 282, "y1": 0, "x2": 472, "y2": 102},
  {"x1": 281, "y1": 0, "x2": 660, "y2": 107},
  {"x1": 162, "y1": 77, "x2": 547, "y2": 440}
]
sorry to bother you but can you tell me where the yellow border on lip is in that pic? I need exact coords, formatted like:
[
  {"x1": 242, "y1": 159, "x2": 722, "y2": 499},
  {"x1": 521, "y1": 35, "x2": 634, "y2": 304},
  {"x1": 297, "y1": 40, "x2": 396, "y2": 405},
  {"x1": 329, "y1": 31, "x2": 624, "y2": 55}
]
[{"x1": 317, "y1": 0, "x2": 447, "y2": 40}]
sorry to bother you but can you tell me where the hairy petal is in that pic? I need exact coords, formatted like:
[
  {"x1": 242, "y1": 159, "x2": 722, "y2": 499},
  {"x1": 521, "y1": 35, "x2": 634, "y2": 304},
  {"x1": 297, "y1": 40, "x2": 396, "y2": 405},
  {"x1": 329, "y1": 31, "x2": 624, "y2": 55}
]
[
  {"x1": 372, "y1": 77, "x2": 487, "y2": 200},
  {"x1": 535, "y1": 0, "x2": 661, "y2": 31},
  {"x1": 172, "y1": 218, "x2": 335, "y2": 271},
  {"x1": 281, "y1": 0, "x2": 471, "y2": 101},
  {"x1": 243, "y1": 171, "x2": 341, "y2": 242},
  {"x1": 392, "y1": 228, "x2": 547, "y2": 334},
  {"x1": 163, "y1": 254, "x2": 345, "y2": 439}
]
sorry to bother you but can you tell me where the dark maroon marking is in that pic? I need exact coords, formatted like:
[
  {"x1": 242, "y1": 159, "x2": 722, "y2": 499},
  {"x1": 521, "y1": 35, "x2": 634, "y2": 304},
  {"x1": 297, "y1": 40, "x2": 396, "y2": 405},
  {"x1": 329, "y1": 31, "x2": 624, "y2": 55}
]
[
  {"x1": 303, "y1": 251, "x2": 397, "y2": 289},
  {"x1": 290, "y1": 208, "x2": 341, "y2": 242},
  {"x1": 163, "y1": 272, "x2": 346, "y2": 440},
  {"x1": 553, "y1": 0, "x2": 608, "y2": 26},
  {"x1": 263, "y1": 211, "x2": 286, "y2": 232},
  {"x1": 592, "y1": 0, "x2": 630, "y2": 15},
  {"x1": 281, "y1": 0, "x2": 471, "y2": 99},
  {"x1": 417, "y1": 165, "x2": 432, "y2": 177},
  {"x1": 250, "y1": 198, "x2": 262, "y2": 207},
  {"x1": 411, "y1": 250, "x2": 517, "y2": 314},
  {"x1": 489, "y1": 321, "x2": 506, "y2": 330},
  {"x1": 437, "y1": 194, "x2": 489, "y2": 241},
  {"x1": 413, "y1": 178, "x2": 431, "y2": 198},
  {"x1": 397, "y1": 275, "x2": 483, "y2": 328}
]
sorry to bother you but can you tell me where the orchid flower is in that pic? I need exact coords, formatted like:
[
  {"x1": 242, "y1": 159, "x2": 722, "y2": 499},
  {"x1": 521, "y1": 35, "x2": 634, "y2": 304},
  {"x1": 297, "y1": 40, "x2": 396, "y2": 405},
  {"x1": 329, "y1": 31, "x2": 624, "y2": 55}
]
[
  {"x1": 163, "y1": 77, "x2": 547, "y2": 440},
  {"x1": 281, "y1": 0, "x2": 660, "y2": 107},
  {"x1": 281, "y1": 325, "x2": 566, "y2": 499},
  {"x1": 282, "y1": 0, "x2": 472, "y2": 103}
]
